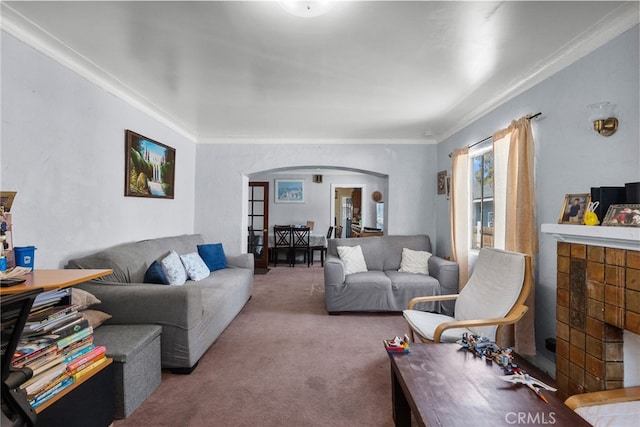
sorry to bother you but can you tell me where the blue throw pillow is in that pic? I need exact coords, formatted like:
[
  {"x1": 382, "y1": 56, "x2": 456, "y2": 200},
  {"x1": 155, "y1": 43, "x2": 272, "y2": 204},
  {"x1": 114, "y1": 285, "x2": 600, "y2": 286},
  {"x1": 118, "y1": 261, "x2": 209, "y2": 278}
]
[
  {"x1": 198, "y1": 243, "x2": 227, "y2": 272},
  {"x1": 144, "y1": 260, "x2": 169, "y2": 285}
]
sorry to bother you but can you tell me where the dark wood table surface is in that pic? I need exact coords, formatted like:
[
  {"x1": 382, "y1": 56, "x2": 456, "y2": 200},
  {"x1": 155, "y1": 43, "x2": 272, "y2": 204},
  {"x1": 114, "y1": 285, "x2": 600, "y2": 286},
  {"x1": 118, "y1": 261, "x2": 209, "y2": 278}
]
[{"x1": 388, "y1": 343, "x2": 591, "y2": 426}]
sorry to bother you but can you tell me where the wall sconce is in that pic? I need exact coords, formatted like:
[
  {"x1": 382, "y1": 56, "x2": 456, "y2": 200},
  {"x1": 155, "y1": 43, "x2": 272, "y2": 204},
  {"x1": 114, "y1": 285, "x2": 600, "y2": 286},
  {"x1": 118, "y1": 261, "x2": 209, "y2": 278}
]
[{"x1": 587, "y1": 102, "x2": 618, "y2": 136}]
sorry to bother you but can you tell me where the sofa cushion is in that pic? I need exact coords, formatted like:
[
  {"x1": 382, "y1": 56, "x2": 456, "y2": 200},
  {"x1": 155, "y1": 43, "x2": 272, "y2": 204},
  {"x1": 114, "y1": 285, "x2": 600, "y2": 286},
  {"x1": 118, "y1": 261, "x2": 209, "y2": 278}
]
[
  {"x1": 143, "y1": 260, "x2": 169, "y2": 285},
  {"x1": 344, "y1": 270, "x2": 392, "y2": 287},
  {"x1": 198, "y1": 243, "x2": 227, "y2": 272},
  {"x1": 382, "y1": 235, "x2": 432, "y2": 271},
  {"x1": 398, "y1": 248, "x2": 431, "y2": 275},
  {"x1": 337, "y1": 245, "x2": 368, "y2": 274},
  {"x1": 180, "y1": 252, "x2": 210, "y2": 281},
  {"x1": 329, "y1": 237, "x2": 385, "y2": 271},
  {"x1": 161, "y1": 250, "x2": 188, "y2": 286},
  {"x1": 385, "y1": 270, "x2": 439, "y2": 290}
]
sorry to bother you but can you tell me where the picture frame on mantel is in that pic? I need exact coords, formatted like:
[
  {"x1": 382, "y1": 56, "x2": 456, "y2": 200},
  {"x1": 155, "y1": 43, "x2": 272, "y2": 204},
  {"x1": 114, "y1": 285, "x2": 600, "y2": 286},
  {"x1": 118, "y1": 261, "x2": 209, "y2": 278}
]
[
  {"x1": 558, "y1": 193, "x2": 590, "y2": 224},
  {"x1": 275, "y1": 179, "x2": 304, "y2": 203},
  {"x1": 602, "y1": 204, "x2": 640, "y2": 227},
  {"x1": 125, "y1": 130, "x2": 175, "y2": 199}
]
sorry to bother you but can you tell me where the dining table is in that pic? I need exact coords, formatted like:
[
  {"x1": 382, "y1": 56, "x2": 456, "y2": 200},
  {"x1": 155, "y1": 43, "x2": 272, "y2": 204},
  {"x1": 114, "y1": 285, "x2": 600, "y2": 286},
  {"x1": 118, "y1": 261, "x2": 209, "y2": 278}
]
[
  {"x1": 264, "y1": 229, "x2": 328, "y2": 265},
  {"x1": 266, "y1": 232, "x2": 327, "y2": 248}
]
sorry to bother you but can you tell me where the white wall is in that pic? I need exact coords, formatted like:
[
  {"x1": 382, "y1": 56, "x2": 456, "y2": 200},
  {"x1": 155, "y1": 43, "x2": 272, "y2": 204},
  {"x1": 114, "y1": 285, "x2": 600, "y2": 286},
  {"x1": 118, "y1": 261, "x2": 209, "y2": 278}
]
[
  {"x1": 435, "y1": 25, "x2": 640, "y2": 363},
  {"x1": 1, "y1": 32, "x2": 197, "y2": 268},
  {"x1": 194, "y1": 143, "x2": 436, "y2": 254},
  {"x1": 249, "y1": 171, "x2": 388, "y2": 235}
]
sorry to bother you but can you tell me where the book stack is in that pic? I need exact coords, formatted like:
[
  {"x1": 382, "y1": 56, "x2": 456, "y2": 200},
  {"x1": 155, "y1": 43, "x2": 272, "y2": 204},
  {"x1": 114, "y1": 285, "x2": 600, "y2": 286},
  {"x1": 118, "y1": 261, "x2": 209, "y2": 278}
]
[{"x1": 10, "y1": 291, "x2": 108, "y2": 409}]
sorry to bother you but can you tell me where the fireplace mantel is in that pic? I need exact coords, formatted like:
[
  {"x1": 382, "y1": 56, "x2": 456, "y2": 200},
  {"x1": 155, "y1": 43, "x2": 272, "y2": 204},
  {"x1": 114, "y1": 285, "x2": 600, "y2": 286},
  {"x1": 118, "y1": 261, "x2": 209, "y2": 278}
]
[{"x1": 541, "y1": 224, "x2": 640, "y2": 251}]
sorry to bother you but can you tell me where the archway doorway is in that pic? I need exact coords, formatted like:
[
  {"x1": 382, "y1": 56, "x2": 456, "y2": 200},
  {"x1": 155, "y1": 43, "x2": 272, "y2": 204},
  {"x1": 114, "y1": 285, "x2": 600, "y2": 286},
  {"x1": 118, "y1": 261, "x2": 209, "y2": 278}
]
[{"x1": 246, "y1": 166, "x2": 387, "y2": 260}]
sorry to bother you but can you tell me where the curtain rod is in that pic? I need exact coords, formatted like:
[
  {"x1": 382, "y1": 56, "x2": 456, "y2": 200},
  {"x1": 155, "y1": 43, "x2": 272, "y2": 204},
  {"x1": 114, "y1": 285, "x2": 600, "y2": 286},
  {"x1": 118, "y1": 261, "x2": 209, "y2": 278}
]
[{"x1": 448, "y1": 112, "x2": 542, "y2": 157}]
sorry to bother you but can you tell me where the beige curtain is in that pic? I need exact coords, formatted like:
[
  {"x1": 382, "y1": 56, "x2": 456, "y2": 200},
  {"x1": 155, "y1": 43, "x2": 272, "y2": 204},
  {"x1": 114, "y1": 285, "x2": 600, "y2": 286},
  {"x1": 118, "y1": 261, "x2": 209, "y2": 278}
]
[
  {"x1": 493, "y1": 116, "x2": 538, "y2": 356},
  {"x1": 450, "y1": 147, "x2": 469, "y2": 288}
]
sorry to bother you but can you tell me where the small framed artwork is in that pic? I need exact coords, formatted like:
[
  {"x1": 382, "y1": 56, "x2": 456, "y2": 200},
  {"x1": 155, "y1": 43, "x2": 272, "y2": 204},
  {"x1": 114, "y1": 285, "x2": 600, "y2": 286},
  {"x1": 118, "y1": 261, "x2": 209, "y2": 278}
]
[
  {"x1": 125, "y1": 130, "x2": 175, "y2": 199},
  {"x1": 558, "y1": 193, "x2": 591, "y2": 224},
  {"x1": 275, "y1": 179, "x2": 304, "y2": 203},
  {"x1": 437, "y1": 171, "x2": 447, "y2": 195},
  {"x1": 602, "y1": 204, "x2": 640, "y2": 226}
]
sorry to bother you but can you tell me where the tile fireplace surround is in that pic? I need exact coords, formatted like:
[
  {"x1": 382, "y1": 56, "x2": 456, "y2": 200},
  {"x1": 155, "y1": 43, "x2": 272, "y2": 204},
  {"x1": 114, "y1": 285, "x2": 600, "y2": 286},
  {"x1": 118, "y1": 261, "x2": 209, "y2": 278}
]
[{"x1": 542, "y1": 224, "x2": 640, "y2": 400}]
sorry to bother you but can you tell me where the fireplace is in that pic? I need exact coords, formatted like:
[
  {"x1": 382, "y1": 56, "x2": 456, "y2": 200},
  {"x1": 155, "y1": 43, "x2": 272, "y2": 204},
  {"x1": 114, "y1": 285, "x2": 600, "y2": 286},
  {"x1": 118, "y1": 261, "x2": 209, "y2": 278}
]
[{"x1": 543, "y1": 224, "x2": 640, "y2": 400}]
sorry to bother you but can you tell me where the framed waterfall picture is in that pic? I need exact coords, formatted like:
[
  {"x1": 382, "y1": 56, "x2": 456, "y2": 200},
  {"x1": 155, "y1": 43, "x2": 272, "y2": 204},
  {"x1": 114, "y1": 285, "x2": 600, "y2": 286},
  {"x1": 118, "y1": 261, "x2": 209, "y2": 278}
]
[
  {"x1": 125, "y1": 130, "x2": 175, "y2": 199},
  {"x1": 275, "y1": 179, "x2": 304, "y2": 203}
]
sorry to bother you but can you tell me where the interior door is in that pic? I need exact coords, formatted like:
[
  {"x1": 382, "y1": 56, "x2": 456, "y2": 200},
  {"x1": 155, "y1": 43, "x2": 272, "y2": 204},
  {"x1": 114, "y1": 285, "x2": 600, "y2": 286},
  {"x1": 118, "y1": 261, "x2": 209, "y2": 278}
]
[{"x1": 248, "y1": 182, "x2": 269, "y2": 269}]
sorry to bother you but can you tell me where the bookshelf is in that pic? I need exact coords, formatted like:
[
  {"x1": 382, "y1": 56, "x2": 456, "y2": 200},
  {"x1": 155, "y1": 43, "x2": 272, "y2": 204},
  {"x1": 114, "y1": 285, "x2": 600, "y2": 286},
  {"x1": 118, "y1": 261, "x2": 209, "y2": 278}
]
[{"x1": 1, "y1": 268, "x2": 113, "y2": 426}]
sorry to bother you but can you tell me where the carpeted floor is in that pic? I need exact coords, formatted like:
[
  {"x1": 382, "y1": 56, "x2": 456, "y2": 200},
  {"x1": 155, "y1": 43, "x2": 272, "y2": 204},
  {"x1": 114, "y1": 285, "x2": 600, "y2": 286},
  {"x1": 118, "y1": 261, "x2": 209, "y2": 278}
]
[{"x1": 114, "y1": 265, "x2": 407, "y2": 427}]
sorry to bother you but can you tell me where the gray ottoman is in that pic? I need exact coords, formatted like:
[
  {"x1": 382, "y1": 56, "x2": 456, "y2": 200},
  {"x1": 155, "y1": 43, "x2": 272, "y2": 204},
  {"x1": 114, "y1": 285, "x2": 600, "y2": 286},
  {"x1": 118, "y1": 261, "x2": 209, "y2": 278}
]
[{"x1": 93, "y1": 324, "x2": 162, "y2": 419}]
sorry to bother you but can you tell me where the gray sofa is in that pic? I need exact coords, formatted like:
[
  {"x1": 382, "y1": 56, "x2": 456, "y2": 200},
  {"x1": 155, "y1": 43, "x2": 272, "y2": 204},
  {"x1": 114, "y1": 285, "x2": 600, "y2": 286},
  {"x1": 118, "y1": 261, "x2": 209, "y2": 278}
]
[
  {"x1": 65, "y1": 234, "x2": 253, "y2": 372},
  {"x1": 324, "y1": 235, "x2": 458, "y2": 314}
]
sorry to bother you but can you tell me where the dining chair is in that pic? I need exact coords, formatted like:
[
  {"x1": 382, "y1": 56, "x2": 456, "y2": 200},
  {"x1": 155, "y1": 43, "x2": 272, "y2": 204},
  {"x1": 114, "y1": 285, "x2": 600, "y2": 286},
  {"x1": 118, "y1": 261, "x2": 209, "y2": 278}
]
[
  {"x1": 291, "y1": 226, "x2": 311, "y2": 267},
  {"x1": 334, "y1": 225, "x2": 343, "y2": 239},
  {"x1": 309, "y1": 226, "x2": 333, "y2": 267},
  {"x1": 403, "y1": 247, "x2": 532, "y2": 346},
  {"x1": 272, "y1": 225, "x2": 293, "y2": 267}
]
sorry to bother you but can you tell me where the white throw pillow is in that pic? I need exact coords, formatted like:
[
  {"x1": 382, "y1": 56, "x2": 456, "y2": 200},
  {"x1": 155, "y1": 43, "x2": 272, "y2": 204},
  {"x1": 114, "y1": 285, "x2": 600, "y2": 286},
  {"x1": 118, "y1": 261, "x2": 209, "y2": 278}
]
[
  {"x1": 337, "y1": 245, "x2": 368, "y2": 275},
  {"x1": 180, "y1": 252, "x2": 210, "y2": 281},
  {"x1": 399, "y1": 248, "x2": 432, "y2": 275},
  {"x1": 161, "y1": 250, "x2": 188, "y2": 286}
]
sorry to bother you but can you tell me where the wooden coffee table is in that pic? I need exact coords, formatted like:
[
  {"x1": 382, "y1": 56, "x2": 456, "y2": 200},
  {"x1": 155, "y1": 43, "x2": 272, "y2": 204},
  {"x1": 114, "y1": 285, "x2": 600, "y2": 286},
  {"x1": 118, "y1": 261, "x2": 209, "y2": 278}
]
[{"x1": 388, "y1": 343, "x2": 590, "y2": 426}]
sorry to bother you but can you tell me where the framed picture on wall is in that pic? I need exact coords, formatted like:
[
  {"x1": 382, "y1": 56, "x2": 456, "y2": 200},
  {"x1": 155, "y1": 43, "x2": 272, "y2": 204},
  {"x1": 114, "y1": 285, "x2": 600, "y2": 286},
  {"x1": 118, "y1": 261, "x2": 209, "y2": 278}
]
[
  {"x1": 602, "y1": 204, "x2": 640, "y2": 226},
  {"x1": 558, "y1": 193, "x2": 590, "y2": 224},
  {"x1": 125, "y1": 130, "x2": 175, "y2": 199},
  {"x1": 275, "y1": 179, "x2": 304, "y2": 203},
  {"x1": 437, "y1": 171, "x2": 447, "y2": 195}
]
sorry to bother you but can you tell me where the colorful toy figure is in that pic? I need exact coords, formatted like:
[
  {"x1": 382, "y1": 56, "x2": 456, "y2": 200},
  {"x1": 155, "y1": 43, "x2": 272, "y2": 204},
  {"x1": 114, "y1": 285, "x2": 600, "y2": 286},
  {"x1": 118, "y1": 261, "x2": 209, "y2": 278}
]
[
  {"x1": 384, "y1": 334, "x2": 411, "y2": 353},
  {"x1": 457, "y1": 332, "x2": 554, "y2": 403}
]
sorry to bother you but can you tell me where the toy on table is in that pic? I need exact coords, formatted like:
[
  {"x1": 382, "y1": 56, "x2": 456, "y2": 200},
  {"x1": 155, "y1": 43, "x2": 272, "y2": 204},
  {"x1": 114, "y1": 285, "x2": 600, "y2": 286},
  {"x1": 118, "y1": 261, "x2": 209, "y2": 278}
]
[
  {"x1": 499, "y1": 373, "x2": 557, "y2": 403},
  {"x1": 457, "y1": 332, "x2": 554, "y2": 403},
  {"x1": 383, "y1": 334, "x2": 411, "y2": 353}
]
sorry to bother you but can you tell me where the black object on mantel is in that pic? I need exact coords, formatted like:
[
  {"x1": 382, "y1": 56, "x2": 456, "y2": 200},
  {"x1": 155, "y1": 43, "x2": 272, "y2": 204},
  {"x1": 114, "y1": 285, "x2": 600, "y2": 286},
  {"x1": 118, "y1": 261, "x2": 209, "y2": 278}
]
[
  {"x1": 626, "y1": 182, "x2": 640, "y2": 203},
  {"x1": 591, "y1": 186, "x2": 626, "y2": 222}
]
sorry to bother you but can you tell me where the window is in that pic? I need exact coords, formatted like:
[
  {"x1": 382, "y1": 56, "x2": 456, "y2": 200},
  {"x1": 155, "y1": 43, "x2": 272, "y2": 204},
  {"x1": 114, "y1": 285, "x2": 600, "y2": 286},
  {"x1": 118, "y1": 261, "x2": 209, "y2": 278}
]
[{"x1": 471, "y1": 148, "x2": 494, "y2": 250}]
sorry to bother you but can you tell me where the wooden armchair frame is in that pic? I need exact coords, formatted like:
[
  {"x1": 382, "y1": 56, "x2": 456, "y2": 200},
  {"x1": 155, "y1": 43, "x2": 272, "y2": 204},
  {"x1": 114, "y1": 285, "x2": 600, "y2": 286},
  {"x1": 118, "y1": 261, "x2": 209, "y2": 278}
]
[
  {"x1": 564, "y1": 386, "x2": 640, "y2": 410},
  {"x1": 406, "y1": 254, "x2": 533, "y2": 345}
]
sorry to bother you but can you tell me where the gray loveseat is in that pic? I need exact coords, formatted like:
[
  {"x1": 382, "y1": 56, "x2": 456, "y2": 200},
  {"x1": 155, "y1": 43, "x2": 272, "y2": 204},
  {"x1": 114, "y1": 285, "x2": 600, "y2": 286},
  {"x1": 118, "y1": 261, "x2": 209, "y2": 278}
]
[
  {"x1": 324, "y1": 235, "x2": 458, "y2": 314},
  {"x1": 66, "y1": 234, "x2": 253, "y2": 372}
]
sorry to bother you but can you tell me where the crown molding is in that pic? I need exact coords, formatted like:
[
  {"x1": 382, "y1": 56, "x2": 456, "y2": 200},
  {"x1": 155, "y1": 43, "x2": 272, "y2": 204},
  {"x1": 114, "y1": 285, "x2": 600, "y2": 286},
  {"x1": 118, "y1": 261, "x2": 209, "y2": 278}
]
[{"x1": 197, "y1": 137, "x2": 437, "y2": 145}]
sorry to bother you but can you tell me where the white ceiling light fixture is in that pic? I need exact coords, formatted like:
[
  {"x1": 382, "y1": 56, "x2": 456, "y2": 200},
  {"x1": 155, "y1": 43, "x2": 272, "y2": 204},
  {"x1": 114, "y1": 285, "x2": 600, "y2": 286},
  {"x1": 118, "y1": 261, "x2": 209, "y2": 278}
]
[{"x1": 279, "y1": 0, "x2": 334, "y2": 18}]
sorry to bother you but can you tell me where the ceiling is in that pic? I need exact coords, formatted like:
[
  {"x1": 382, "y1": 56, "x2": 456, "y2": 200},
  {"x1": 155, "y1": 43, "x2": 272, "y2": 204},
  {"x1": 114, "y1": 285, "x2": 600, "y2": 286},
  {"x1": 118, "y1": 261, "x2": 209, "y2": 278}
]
[{"x1": 2, "y1": 1, "x2": 638, "y2": 143}]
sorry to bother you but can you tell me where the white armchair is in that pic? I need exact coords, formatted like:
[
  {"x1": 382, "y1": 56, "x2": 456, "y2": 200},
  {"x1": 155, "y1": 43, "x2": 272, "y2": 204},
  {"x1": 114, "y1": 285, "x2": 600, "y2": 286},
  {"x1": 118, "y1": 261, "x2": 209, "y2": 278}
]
[{"x1": 403, "y1": 247, "x2": 532, "y2": 345}]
